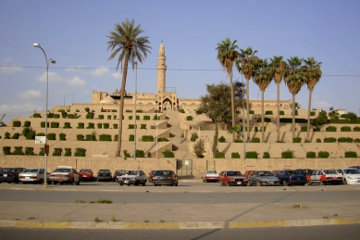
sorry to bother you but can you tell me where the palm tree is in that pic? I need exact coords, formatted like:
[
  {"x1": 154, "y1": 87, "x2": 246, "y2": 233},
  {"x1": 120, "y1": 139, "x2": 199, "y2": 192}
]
[
  {"x1": 236, "y1": 47, "x2": 258, "y2": 141},
  {"x1": 304, "y1": 57, "x2": 322, "y2": 141},
  {"x1": 270, "y1": 56, "x2": 287, "y2": 142},
  {"x1": 284, "y1": 57, "x2": 306, "y2": 141},
  {"x1": 253, "y1": 59, "x2": 273, "y2": 142},
  {"x1": 216, "y1": 38, "x2": 239, "y2": 138},
  {"x1": 107, "y1": 19, "x2": 151, "y2": 157}
]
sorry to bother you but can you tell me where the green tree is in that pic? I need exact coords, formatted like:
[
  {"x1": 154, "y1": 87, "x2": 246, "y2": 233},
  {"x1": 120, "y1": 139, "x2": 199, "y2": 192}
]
[
  {"x1": 236, "y1": 47, "x2": 258, "y2": 141},
  {"x1": 270, "y1": 56, "x2": 287, "y2": 142},
  {"x1": 284, "y1": 57, "x2": 306, "y2": 140},
  {"x1": 253, "y1": 59, "x2": 273, "y2": 142},
  {"x1": 304, "y1": 57, "x2": 322, "y2": 142},
  {"x1": 107, "y1": 19, "x2": 151, "y2": 157},
  {"x1": 216, "y1": 38, "x2": 240, "y2": 140}
]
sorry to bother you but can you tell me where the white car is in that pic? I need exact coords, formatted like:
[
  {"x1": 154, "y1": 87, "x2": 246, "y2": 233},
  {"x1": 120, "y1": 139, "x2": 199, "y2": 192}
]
[
  {"x1": 309, "y1": 169, "x2": 343, "y2": 185},
  {"x1": 49, "y1": 166, "x2": 80, "y2": 185},
  {"x1": 19, "y1": 168, "x2": 48, "y2": 183},
  {"x1": 202, "y1": 170, "x2": 219, "y2": 182},
  {"x1": 337, "y1": 168, "x2": 360, "y2": 185}
]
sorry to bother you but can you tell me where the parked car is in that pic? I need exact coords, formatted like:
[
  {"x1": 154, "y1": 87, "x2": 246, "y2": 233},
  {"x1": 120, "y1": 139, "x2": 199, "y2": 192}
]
[
  {"x1": 97, "y1": 169, "x2": 112, "y2": 182},
  {"x1": 202, "y1": 170, "x2": 219, "y2": 182},
  {"x1": 113, "y1": 170, "x2": 126, "y2": 181},
  {"x1": 49, "y1": 166, "x2": 80, "y2": 185},
  {"x1": 349, "y1": 166, "x2": 360, "y2": 171},
  {"x1": 78, "y1": 169, "x2": 94, "y2": 181},
  {"x1": 293, "y1": 169, "x2": 314, "y2": 182},
  {"x1": 337, "y1": 168, "x2": 360, "y2": 185},
  {"x1": 148, "y1": 170, "x2": 158, "y2": 183},
  {"x1": 308, "y1": 169, "x2": 343, "y2": 185},
  {"x1": 118, "y1": 170, "x2": 147, "y2": 186},
  {"x1": 273, "y1": 170, "x2": 307, "y2": 186},
  {"x1": 219, "y1": 171, "x2": 247, "y2": 186},
  {"x1": 0, "y1": 168, "x2": 24, "y2": 183},
  {"x1": 244, "y1": 170, "x2": 255, "y2": 179},
  {"x1": 247, "y1": 171, "x2": 280, "y2": 186},
  {"x1": 19, "y1": 168, "x2": 48, "y2": 183},
  {"x1": 152, "y1": 170, "x2": 178, "y2": 186}
]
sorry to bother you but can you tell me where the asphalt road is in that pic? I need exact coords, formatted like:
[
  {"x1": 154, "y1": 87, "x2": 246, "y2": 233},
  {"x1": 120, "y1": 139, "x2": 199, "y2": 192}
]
[{"x1": 1, "y1": 225, "x2": 360, "y2": 240}]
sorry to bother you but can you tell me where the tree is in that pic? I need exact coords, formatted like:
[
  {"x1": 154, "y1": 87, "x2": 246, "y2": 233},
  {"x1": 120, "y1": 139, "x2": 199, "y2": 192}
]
[
  {"x1": 284, "y1": 57, "x2": 306, "y2": 141},
  {"x1": 107, "y1": 19, "x2": 151, "y2": 157},
  {"x1": 253, "y1": 59, "x2": 273, "y2": 142},
  {"x1": 304, "y1": 57, "x2": 322, "y2": 142},
  {"x1": 216, "y1": 38, "x2": 240, "y2": 140},
  {"x1": 236, "y1": 47, "x2": 258, "y2": 141},
  {"x1": 193, "y1": 139, "x2": 205, "y2": 158},
  {"x1": 270, "y1": 56, "x2": 287, "y2": 142}
]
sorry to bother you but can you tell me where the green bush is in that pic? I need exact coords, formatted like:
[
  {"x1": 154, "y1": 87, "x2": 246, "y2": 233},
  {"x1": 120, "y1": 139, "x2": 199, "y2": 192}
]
[
  {"x1": 143, "y1": 115, "x2": 150, "y2": 120},
  {"x1": 113, "y1": 124, "x2": 118, "y2": 129},
  {"x1": 24, "y1": 121, "x2": 31, "y2": 127},
  {"x1": 128, "y1": 115, "x2": 133, "y2": 120},
  {"x1": 37, "y1": 132, "x2": 45, "y2": 136},
  {"x1": 324, "y1": 137, "x2": 336, "y2": 143},
  {"x1": 186, "y1": 116, "x2": 193, "y2": 121},
  {"x1": 77, "y1": 134, "x2": 85, "y2": 141},
  {"x1": 279, "y1": 111, "x2": 284, "y2": 115},
  {"x1": 231, "y1": 152, "x2": 240, "y2": 159},
  {"x1": 251, "y1": 138, "x2": 260, "y2": 143},
  {"x1": 4, "y1": 132, "x2": 10, "y2": 139},
  {"x1": 103, "y1": 123, "x2": 109, "y2": 129},
  {"x1": 38, "y1": 148, "x2": 44, "y2": 155},
  {"x1": 293, "y1": 137, "x2": 302, "y2": 143},
  {"x1": 59, "y1": 133, "x2": 66, "y2": 141},
  {"x1": 97, "y1": 123, "x2": 103, "y2": 129},
  {"x1": 249, "y1": 110, "x2": 254, "y2": 114},
  {"x1": 67, "y1": 114, "x2": 75, "y2": 119},
  {"x1": 178, "y1": 109, "x2": 185, "y2": 113},
  {"x1": 22, "y1": 127, "x2": 36, "y2": 140},
  {"x1": 48, "y1": 113, "x2": 60, "y2": 119},
  {"x1": 215, "y1": 152, "x2": 225, "y2": 158},
  {"x1": 301, "y1": 126, "x2": 307, "y2": 132},
  {"x1": 11, "y1": 133, "x2": 20, "y2": 139},
  {"x1": 47, "y1": 133, "x2": 56, "y2": 140},
  {"x1": 310, "y1": 111, "x2": 316, "y2": 116},
  {"x1": 112, "y1": 109, "x2": 117, "y2": 112},
  {"x1": 13, "y1": 121, "x2": 21, "y2": 127},
  {"x1": 64, "y1": 148, "x2": 71, "y2": 157},
  {"x1": 123, "y1": 150, "x2": 131, "y2": 158},
  {"x1": 136, "y1": 150, "x2": 145, "y2": 158},
  {"x1": 52, "y1": 148, "x2": 62, "y2": 156},
  {"x1": 316, "y1": 138, "x2": 322, "y2": 143},
  {"x1": 50, "y1": 122, "x2": 59, "y2": 128},
  {"x1": 147, "y1": 152, "x2": 152, "y2": 158},
  {"x1": 218, "y1": 136, "x2": 226, "y2": 143},
  {"x1": 345, "y1": 151, "x2": 358, "y2": 158},
  {"x1": 318, "y1": 151, "x2": 330, "y2": 158},
  {"x1": 98, "y1": 115, "x2": 104, "y2": 119},
  {"x1": 142, "y1": 135, "x2": 154, "y2": 142},
  {"x1": 64, "y1": 122, "x2": 71, "y2": 128},
  {"x1": 40, "y1": 122, "x2": 49, "y2": 128},
  {"x1": 85, "y1": 107, "x2": 90, "y2": 112},
  {"x1": 86, "y1": 134, "x2": 96, "y2": 141},
  {"x1": 128, "y1": 124, "x2": 136, "y2": 129},
  {"x1": 338, "y1": 137, "x2": 353, "y2": 143},
  {"x1": 158, "y1": 137, "x2": 169, "y2": 142},
  {"x1": 136, "y1": 110, "x2": 143, "y2": 113},
  {"x1": 306, "y1": 152, "x2": 316, "y2": 158},
  {"x1": 126, "y1": 110, "x2": 132, "y2": 113},
  {"x1": 265, "y1": 111, "x2": 273, "y2": 115},
  {"x1": 74, "y1": 148, "x2": 86, "y2": 157},
  {"x1": 77, "y1": 122, "x2": 84, "y2": 129},
  {"x1": 99, "y1": 134, "x2": 112, "y2": 141},
  {"x1": 263, "y1": 152, "x2": 270, "y2": 159},
  {"x1": 86, "y1": 113, "x2": 94, "y2": 119},
  {"x1": 129, "y1": 134, "x2": 134, "y2": 141},
  {"x1": 114, "y1": 135, "x2": 118, "y2": 141},
  {"x1": 341, "y1": 126, "x2": 351, "y2": 132},
  {"x1": 246, "y1": 151, "x2": 258, "y2": 159},
  {"x1": 355, "y1": 139, "x2": 360, "y2": 143},
  {"x1": 162, "y1": 149, "x2": 174, "y2": 158},
  {"x1": 353, "y1": 126, "x2": 360, "y2": 132},
  {"x1": 326, "y1": 126, "x2": 337, "y2": 132},
  {"x1": 153, "y1": 114, "x2": 160, "y2": 120},
  {"x1": 13, "y1": 146, "x2": 24, "y2": 155},
  {"x1": 140, "y1": 124, "x2": 146, "y2": 129},
  {"x1": 282, "y1": 151, "x2": 293, "y2": 159},
  {"x1": 87, "y1": 123, "x2": 95, "y2": 129},
  {"x1": 3, "y1": 146, "x2": 11, "y2": 155},
  {"x1": 190, "y1": 132, "x2": 198, "y2": 142},
  {"x1": 107, "y1": 115, "x2": 111, "y2": 120},
  {"x1": 25, "y1": 147, "x2": 35, "y2": 155},
  {"x1": 33, "y1": 113, "x2": 41, "y2": 118},
  {"x1": 264, "y1": 118, "x2": 271, "y2": 122}
]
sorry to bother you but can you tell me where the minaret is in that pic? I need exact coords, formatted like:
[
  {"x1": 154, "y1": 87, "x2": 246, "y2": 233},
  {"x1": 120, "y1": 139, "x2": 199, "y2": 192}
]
[{"x1": 157, "y1": 41, "x2": 166, "y2": 94}]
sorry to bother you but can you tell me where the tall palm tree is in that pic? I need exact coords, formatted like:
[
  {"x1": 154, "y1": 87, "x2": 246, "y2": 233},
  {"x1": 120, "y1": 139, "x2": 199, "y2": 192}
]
[
  {"x1": 284, "y1": 57, "x2": 306, "y2": 141},
  {"x1": 253, "y1": 59, "x2": 273, "y2": 142},
  {"x1": 216, "y1": 38, "x2": 240, "y2": 138},
  {"x1": 236, "y1": 47, "x2": 258, "y2": 141},
  {"x1": 304, "y1": 57, "x2": 322, "y2": 141},
  {"x1": 270, "y1": 56, "x2": 287, "y2": 142},
  {"x1": 107, "y1": 19, "x2": 151, "y2": 157}
]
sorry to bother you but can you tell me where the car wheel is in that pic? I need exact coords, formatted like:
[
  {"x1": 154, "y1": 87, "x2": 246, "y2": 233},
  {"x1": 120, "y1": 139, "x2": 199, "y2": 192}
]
[
  {"x1": 77, "y1": 180, "x2": 80, "y2": 185},
  {"x1": 142, "y1": 182, "x2": 146, "y2": 186}
]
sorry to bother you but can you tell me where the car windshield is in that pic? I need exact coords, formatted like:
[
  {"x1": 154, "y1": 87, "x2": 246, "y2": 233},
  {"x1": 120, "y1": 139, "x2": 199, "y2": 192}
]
[
  {"x1": 124, "y1": 171, "x2": 137, "y2": 175},
  {"x1": 154, "y1": 171, "x2": 173, "y2": 176},
  {"x1": 227, "y1": 171, "x2": 241, "y2": 176},
  {"x1": 324, "y1": 170, "x2": 337, "y2": 174},
  {"x1": 207, "y1": 171, "x2": 217, "y2": 174},
  {"x1": 23, "y1": 169, "x2": 39, "y2": 173},
  {"x1": 257, "y1": 171, "x2": 273, "y2": 177},
  {"x1": 293, "y1": 170, "x2": 305, "y2": 175},
  {"x1": 55, "y1": 168, "x2": 71, "y2": 173},
  {"x1": 2, "y1": 168, "x2": 17, "y2": 173},
  {"x1": 344, "y1": 169, "x2": 360, "y2": 174}
]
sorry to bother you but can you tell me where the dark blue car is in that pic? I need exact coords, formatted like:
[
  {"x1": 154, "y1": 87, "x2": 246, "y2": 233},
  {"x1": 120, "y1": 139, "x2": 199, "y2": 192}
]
[{"x1": 273, "y1": 170, "x2": 307, "y2": 186}]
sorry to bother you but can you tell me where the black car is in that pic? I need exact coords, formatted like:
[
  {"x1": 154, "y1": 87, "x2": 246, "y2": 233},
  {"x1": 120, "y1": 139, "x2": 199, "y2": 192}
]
[
  {"x1": 152, "y1": 170, "x2": 178, "y2": 186},
  {"x1": 273, "y1": 170, "x2": 307, "y2": 186},
  {"x1": 97, "y1": 169, "x2": 112, "y2": 181},
  {"x1": 0, "y1": 168, "x2": 25, "y2": 183}
]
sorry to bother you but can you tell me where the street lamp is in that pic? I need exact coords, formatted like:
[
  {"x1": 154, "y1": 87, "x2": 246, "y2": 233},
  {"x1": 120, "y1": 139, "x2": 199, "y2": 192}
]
[
  {"x1": 33, "y1": 42, "x2": 56, "y2": 188},
  {"x1": 134, "y1": 61, "x2": 138, "y2": 164}
]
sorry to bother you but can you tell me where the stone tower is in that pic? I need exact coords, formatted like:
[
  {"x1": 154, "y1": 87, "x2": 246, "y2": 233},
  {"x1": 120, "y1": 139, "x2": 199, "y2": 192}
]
[{"x1": 157, "y1": 41, "x2": 166, "y2": 94}]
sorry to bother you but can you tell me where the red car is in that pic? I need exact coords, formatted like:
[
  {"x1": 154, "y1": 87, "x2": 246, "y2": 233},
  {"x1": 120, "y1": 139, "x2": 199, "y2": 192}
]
[
  {"x1": 78, "y1": 169, "x2": 94, "y2": 181},
  {"x1": 219, "y1": 171, "x2": 248, "y2": 186}
]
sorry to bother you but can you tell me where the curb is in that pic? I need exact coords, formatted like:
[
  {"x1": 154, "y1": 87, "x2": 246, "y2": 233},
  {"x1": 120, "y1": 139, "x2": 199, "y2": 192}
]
[{"x1": 1, "y1": 218, "x2": 360, "y2": 230}]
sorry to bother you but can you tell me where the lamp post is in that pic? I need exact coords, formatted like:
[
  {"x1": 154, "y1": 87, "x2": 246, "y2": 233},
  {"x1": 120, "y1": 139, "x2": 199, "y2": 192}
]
[
  {"x1": 134, "y1": 61, "x2": 138, "y2": 166},
  {"x1": 33, "y1": 43, "x2": 56, "y2": 188}
]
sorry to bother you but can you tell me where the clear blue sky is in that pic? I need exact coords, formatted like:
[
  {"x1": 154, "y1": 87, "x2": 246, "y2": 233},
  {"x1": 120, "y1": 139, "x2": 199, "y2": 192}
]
[{"x1": 1, "y1": 0, "x2": 360, "y2": 123}]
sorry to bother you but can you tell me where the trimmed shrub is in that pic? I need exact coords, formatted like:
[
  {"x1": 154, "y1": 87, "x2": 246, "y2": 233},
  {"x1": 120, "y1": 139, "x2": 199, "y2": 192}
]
[
  {"x1": 218, "y1": 136, "x2": 226, "y2": 143},
  {"x1": 87, "y1": 123, "x2": 95, "y2": 129},
  {"x1": 50, "y1": 122, "x2": 59, "y2": 128},
  {"x1": 178, "y1": 109, "x2": 185, "y2": 113},
  {"x1": 338, "y1": 137, "x2": 353, "y2": 143},
  {"x1": 11, "y1": 133, "x2": 20, "y2": 139},
  {"x1": 25, "y1": 147, "x2": 35, "y2": 155},
  {"x1": 186, "y1": 116, "x2": 193, "y2": 121},
  {"x1": 85, "y1": 107, "x2": 90, "y2": 112},
  {"x1": 86, "y1": 134, "x2": 96, "y2": 141},
  {"x1": 37, "y1": 132, "x2": 45, "y2": 136},
  {"x1": 341, "y1": 126, "x2": 351, "y2": 132},
  {"x1": 129, "y1": 134, "x2": 134, "y2": 141},
  {"x1": 136, "y1": 110, "x2": 143, "y2": 113},
  {"x1": 147, "y1": 152, "x2": 152, "y2": 158},
  {"x1": 40, "y1": 122, "x2": 49, "y2": 128},
  {"x1": 326, "y1": 126, "x2": 337, "y2": 132},
  {"x1": 126, "y1": 110, "x2": 132, "y2": 113},
  {"x1": 318, "y1": 151, "x2": 330, "y2": 158},
  {"x1": 265, "y1": 111, "x2": 273, "y2": 115},
  {"x1": 38, "y1": 148, "x2": 44, "y2": 155},
  {"x1": 99, "y1": 134, "x2": 112, "y2": 141},
  {"x1": 143, "y1": 115, "x2": 150, "y2": 120},
  {"x1": 128, "y1": 115, "x2": 133, "y2": 120},
  {"x1": 263, "y1": 152, "x2": 270, "y2": 159},
  {"x1": 142, "y1": 135, "x2": 154, "y2": 142},
  {"x1": 86, "y1": 113, "x2": 94, "y2": 119},
  {"x1": 316, "y1": 138, "x2": 322, "y2": 143},
  {"x1": 153, "y1": 114, "x2": 160, "y2": 120},
  {"x1": 77, "y1": 134, "x2": 85, "y2": 141},
  {"x1": 215, "y1": 152, "x2": 225, "y2": 158},
  {"x1": 249, "y1": 110, "x2": 254, "y2": 114},
  {"x1": 246, "y1": 151, "x2": 258, "y2": 159},
  {"x1": 24, "y1": 121, "x2": 31, "y2": 127},
  {"x1": 140, "y1": 124, "x2": 146, "y2": 129},
  {"x1": 74, "y1": 148, "x2": 86, "y2": 157},
  {"x1": 103, "y1": 123, "x2": 109, "y2": 129},
  {"x1": 64, "y1": 122, "x2": 71, "y2": 128},
  {"x1": 251, "y1": 138, "x2": 260, "y2": 143},
  {"x1": 128, "y1": 124, "x2": 136, "y2": 129},
  {"x1": 22, "y1": 127, "x2": 36, "y2": 140},
  {"x1": 33, "y1": 113, "x2": 41, "y2": 118},
  {"x1": 112, "y1": 109, "x2": 117, "y2": 112},
  {"x1": 279, "y1": 111, "x2": 284, "y2": 115},
  {"x1": 107, "y1": 115, "x2": 111, "y2": 120},
  {"x1": 190, "y1": 132, "x2": 198, "y2": 142},
  {"x1": 47, "y1": 133, "x2": 56, "y2": 140},
  {"x1": 98, "y1": 115, "x2": 104, "y2": 119},
  {"x1": 64, "y1": 148, "x2": 71, "y2": 157},
  {"x1": 52, "y1": 148, "x2": 62, "y2": 156},
  {"x1": 59, "y1": 133, "x2": 66, "y2": 141},
  {"x1": 345, "y1": 151, "x2": 358, "y2": 158},
  {"x1": 77, "y1": 122, "x2": 85, "y2": 129},
  {"x1": 310, "y1": 111, "x2": 316, "y2": 116},
  {"x1": 3, "y1": 146, "x2": 11, "y2": 155},
  {"x1": 13, "y1": 146, "x2": 24, "y2": 155},
  {"x1": 67, "y1": 114, "x2": 75, "y2": 119},
  {"x1": 97, "y1": 123, "x2": 103, "y2": 129},
  {"x1": 158, "y1": 137, "x2": 169, "y2": 142},
  {"x1": 123, "y1": 150, "x2": 131, "y2": 158},
  {"x1": 231, "y1": 152, "x2": 240, "y2": 159},
  {"x1": 113, "y1": 124, "x2": 118, "y2": 129},
  {"x1": 162, "y1": 149, "x2": 174, "y2": 158},
  {"x1": 282, "y1": 151, "x2": 294, "y2": 159},
  {"x1": 355, "y1": 139, "x2": 360, "y2": 143},
  {"x1": 324, "y1": 137, "x2": 336, "y2": 143},
  {"x1": 306, "y1": 152, "x2": 316, "y2": 158},
  {"x1": 353, "y1": 127, "x2": 360, "y2": 132},
  {"x1": 114, "y1": 135, "x2": 118, "y2": 141},
  {"x1": 301, "y1": 126, "x2": 307, "y2": 132},
  {"x1": 293, "y1": 137, "x2": 302, "y2": 143},
  {"x1": 4, "y1": 132, "x2": 10, "y2": 139},
  {"x1": 136, "y1": 150, "x2": 145, "y2": 158}
]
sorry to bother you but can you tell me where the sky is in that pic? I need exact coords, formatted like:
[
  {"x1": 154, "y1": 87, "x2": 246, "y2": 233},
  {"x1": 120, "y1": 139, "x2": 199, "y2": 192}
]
[{"x1": 1, "y1": 0, "x2": 360, "y2": 123}]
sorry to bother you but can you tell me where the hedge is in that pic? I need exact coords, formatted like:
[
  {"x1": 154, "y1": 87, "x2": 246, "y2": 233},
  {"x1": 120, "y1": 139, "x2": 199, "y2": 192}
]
[
  {"x1": 107, "y1": 115, "x2": 111, "y2": 120},
  {"x1": 97, "y1": 123, "x2": 103, "y2": 129},
  {"x1": 23, "y1": 127, "x2": 36, "y2": 140},
  {"x1": 280, "y1": 118, "x2": 307, "y2": 123},
  {"x1": 25, "y1": 147, "x2": 35, "y2": 155},
  {"x1": 249, "y1": 110, "x2": 254, "y2": 114},
  {"x1": 142, "y1": 135, "x2": 154, "y2": 142},
  {"x1": 354, "y1": 127, "x2": 360, "y2": 132},
  {"x1": 59, "y1": 133, "x2": 66, "y2": 141},
  {"x1": 53, "y1": 148, "x2": 62, "y2": 156},
  {"x1": 87, "y1": 123, "x2": 95, "y2": 129},
  {"x1": 33, "y1": 113, "x2": 41, "y2": 118},
  {"x1": 77, "y1": 122, "x2": 85, "y2": 129},
  {"x1": 40, "y1": 122, "x2": 49, "y2": 128},
  {"x1": 50, "y1": 122, "x2": 59, "y2": 128},
  {"x1": 4, "y1": 132, "x2": 10, "y2": 139},
  {"x1": 113, "y1": 124, "x2": 118, "y2": 129},
  {"x1": 99, "y1": 134, "x2": 112, "y2": 141},
  {"x1": 246, "y1": 151, "x2": 258, "y2": 159},
  {"x1": 64, "y1": 122, "x2": 71, "y2": 128},
  {"x1": 140, "y1": 124, "x2": 146, "y2": 129},
  {"x1": 86, "y1": 134, "x2": 96, "y2": 141},
  {"x1": 143, "y1": 115, "x2": 150, "y2": 120},
  {"x1": 38, "y1": 148, "x2": 44, "y2": 155},
  {"x1": 338, "y1": 137, "x2": 353, "y2": 143},
  {"x1": 219, "y1": 136, "x2": 226, "y2": 143},
  {"x1": 178, "y1": 109, "x2": 185, "y2": 113},
  {"x1": 231, "y1": 152, "x2": 240, "y2": 159},
  {"x1": 282, "y1": 151, "x2": 294, "y2": 158},
  {"x1": 265, "y1": 111, "x2": 273, "y2": 115},
  {"x1": 316, "y1": 138, "x2": 322, "y2": 143},
  {"x1": 263, "y1": 152, "x2": 270, "y2": 158},
  {"x1": 128, "y1": 124, "x2": 136, "y2": 129},
  {"x1": 310, "y1": 111, "x2": 316, "y2": 116},
  {"x1": 153, "y1": 114, "x2": 160, "y2": 120},
  {"x1": 135, "y1": 150, "x2": 145, "y2": 158},
  {"x1": 301, "y1": 126, "x2": 307, "y2": 132},
  {"x1": 306, "y1": 152, "x2": 316, "y2": 158},
  {"x1": 190, "y1": 133, "x2": 198, "y2": 142},
  {"x1": 123, "y1": 150, "x2": 131, "y2": 158},
  {"x1": 341, "y1": 126, "x2": 351, "y2": 132},
  {"x1": 293, "y1": 137, "x2": 302, "y2": 143},
  {"x1": 13, "y1": 146, "x2": 24, "y2": 155},
  {"x1": 86, "y1": 113, "x2": 94, "y2": 119},
  {"x1": 251, "y1": 137, "x2": 260, "y2": 143},
  {"x1": 24, "y1": 121, "x2": 31, "y2": 127},
  {"x1": 3, "y1": 146, "x2": 11, "y2": 155},
  {"x1": 318, "y1": 151, "x2": 330, "y2": 158},
  {"x1": 186, "y1": 116, "x2": 193, "y2": 121},
  {"x1": 64, "y1": 148, "x2": 72, "y2": 157},
  {"x1": 77, "y1": 134, "x2": 85, "y2": 141},
  {"x1": 136, "y1": 110, "x2": 143, "y2": 113},
  {"x1": 103, "y1": 123, "x2": 109, "y2": 129},
  {"x1": 279, "y1": 111, "x2": 284, "y2": 115},
  {"x1": 215, "y1": 152, "x2": 225, "y2": 158},
  {"x1": 324, "y1": 137, "x2": 336, "y2": 143},
  {"x1": 129, "y1": 134, "x2": 134, "y2": 141},
  {"x1": 345, "y1": 151, "x2": 358, "y2": 158},
  {"x1": 74, "y1": 148, "x2": 86, "y2": 157},
  {"x1": 326, "y1": 126, "x2": 337, "y2": 132},
  {"x1": 98, "y1": 115, "x2": 104, "y2": 119},
  {"x1": 47, "y1": 133, "x2": 56, "y2": 140},
  {"x1": 11, "y1": 133, "x2": 20, "y2": 139},
  {"x1": 162, "y1": 149, "x2": 174, "y2": 158},
  {"x1": 355, "y1": 139, "x2": 360, "y2": 143},
  {"x1": 126, "y1": 110, "x2": 132, "y2": 113}
]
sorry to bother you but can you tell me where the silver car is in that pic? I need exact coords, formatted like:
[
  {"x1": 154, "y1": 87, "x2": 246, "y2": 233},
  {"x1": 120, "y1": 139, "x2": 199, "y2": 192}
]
[
  {"x1": 19, "y1": 168, "x2": 48, "y2": 183},
  {"x1": 248, "y1": 170, "x2": 280, "y2": 186},
  {"x1": 118, "y1": 170, "x2": 147, "y2": 186}
]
